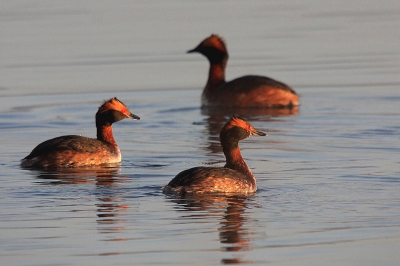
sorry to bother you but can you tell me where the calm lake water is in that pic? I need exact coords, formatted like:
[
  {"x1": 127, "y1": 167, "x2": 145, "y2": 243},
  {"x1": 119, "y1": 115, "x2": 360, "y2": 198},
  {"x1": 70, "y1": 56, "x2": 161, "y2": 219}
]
[{"x1": 1, "y1": 1, "x2": 400, "y2": 265}]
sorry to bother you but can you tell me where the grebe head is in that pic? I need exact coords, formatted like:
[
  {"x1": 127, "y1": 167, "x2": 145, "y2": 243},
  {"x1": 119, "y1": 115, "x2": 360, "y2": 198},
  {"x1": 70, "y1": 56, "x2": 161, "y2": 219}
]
[
  {"x1": 220, "y1": 116, "x2": 266, "y2": 144},
  {"x1": 96, "y1": 97, "x2": 140, "y2": 126},
  {"x1": 188, "y1": 34, "x2": 228, "y2": 64}
]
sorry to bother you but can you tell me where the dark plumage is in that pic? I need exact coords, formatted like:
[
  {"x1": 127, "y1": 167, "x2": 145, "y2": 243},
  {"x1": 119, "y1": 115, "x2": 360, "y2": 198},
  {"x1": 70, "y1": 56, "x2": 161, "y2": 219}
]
[
  {"x1": 21, "y1": 97, "x2": 139, "y2": 169},
  {"x1": 188, "y1": 34, "x2": 299, "y2": 108},
  {"x1": 163, "y1": 116, "x2": 266, "y2": 195}
]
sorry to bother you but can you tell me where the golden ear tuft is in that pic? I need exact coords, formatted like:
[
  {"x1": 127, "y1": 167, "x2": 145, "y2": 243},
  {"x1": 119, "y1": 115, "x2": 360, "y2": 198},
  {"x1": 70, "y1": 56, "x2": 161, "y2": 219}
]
[
  {"x1": 97, "y1": 97, "x2": 127, "y2": 114},
  {"x1": 207, "y1": 34, "x2": 227, "y2": 51}
]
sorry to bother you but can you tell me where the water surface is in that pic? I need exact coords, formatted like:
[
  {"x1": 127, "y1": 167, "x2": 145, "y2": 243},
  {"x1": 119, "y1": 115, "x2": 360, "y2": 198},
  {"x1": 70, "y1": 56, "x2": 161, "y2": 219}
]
[{"x1": 1, "y1": 1, "x2": 400, "y2": 265}]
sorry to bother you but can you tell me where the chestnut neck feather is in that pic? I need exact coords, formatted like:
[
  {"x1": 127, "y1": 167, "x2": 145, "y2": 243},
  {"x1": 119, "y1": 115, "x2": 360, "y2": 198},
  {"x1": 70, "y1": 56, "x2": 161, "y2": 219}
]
[
  {"x1": 221, "y1": 128, "x2": 253, "y2": 178},
  {"x1": 95, "y1": 109, "x2": 125, "y2": 145},
  {"x1": 223, "y1": 143, "x2": 253, "y2": 178},
  {"x1": 207, "y1": 63, "x2": 226, "y2": 89},
  {"x1": 97, "y1": 125, "x2": 116, "y2": 145},
  {"x1": 203, "y1": 48, "x2": 228, "y2": 90}
]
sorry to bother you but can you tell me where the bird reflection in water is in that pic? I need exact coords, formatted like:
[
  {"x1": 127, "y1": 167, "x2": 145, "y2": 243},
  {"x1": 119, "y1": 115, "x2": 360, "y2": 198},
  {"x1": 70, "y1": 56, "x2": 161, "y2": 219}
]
[
  {"x1": 200, "y1": 105, "x2": 298, "y2": 156},
  {"x1": 168, "y1": 194, "x2": 256, "y2": 264},
  {"x1": 33, "y1": 165, "x2": 123, "y2": 184},
  {"x1": 32, "y1": 166, "x2": 130, "y2": 239}
]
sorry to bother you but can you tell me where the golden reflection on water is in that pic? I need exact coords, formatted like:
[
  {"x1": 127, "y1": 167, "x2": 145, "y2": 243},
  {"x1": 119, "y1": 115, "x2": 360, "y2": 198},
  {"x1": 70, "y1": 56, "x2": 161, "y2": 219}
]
[
  {"x1": 168, "y1": 194, "x2": 256, "y2": 264},
  {"x1": 201, "y1": 105, "x2": 299, "y2": 118},
  {"x1": 32, "y1": 166, "x2": 131, "y2": 239},
  {"x1": 32, "y1": 165, "x2": 123, "y2": 184},
  {"x1": 202, "y1": 106, "x2": 298, "y2": 155}
]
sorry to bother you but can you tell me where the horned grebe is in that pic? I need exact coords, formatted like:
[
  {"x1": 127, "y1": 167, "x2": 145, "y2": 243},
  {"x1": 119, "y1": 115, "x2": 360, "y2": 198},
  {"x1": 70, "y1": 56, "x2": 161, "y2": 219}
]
[
  {"x1": 21, "y1": 97, "x2": 139, "y2": 169},
  {"x1": 163, "y1": 116, "x2": 266, "y2": 194},
  {"x1": 188, "y1": 34, "x2": 299, "y2": 108}
]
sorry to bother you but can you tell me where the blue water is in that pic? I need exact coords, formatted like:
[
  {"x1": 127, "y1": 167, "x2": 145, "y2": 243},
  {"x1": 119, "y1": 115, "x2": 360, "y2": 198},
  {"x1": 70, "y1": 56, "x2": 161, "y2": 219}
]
[{"x1": 1, "y1": 1, "x2": 400, "y2": 265}]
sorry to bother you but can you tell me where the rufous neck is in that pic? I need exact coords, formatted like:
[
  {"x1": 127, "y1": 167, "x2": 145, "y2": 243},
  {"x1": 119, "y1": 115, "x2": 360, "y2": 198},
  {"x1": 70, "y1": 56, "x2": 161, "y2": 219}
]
[
  {"x1": 206, "y1": 62, "x2": 226, "y2": 89},
  {"x1": 223, "y1": 145, "x2": 254, "y2": 178},
  {"x1": 97, "y1": 125, "x2": 117, "y2": 145}
]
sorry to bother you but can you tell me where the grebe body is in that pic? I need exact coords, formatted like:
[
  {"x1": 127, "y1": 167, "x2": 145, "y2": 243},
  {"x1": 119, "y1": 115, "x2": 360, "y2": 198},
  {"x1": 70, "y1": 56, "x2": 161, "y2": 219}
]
[
  {"x1": 188, "y1": 34, "x2": 299, "y2": 108},
  {"x1": 163, "y1": 116, "x2": 266, "y2": 195},
  {"x1": 21, "y1": 97, "x2": 139, "y2": 169}
]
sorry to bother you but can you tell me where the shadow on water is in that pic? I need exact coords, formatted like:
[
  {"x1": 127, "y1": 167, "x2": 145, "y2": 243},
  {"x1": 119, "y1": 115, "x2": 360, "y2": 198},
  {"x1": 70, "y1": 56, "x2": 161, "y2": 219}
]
[
  {"x1": 29, "y1": 166, "x2": 132, "y2": 237},
  {"x1": 200, "y1": 105, "x2": 299, "y2": 155},
  {"x1": 166, "y1": 194, "x2": 257, "y2": 265},
  {"x1": 29, "y1": 165, "x2": 124, "y2": 184},
  {"x1": 201, "y1": 105, "x2": 299, "y2": 119}
]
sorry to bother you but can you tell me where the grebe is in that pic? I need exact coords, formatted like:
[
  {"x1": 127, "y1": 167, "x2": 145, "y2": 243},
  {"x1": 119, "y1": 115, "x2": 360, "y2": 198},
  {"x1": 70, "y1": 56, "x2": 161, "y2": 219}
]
[
  {"x1": 188, "y1": 34, "x2": 299, "y2": 108},
  {"x1": 21, "y1": 97, "x2": 139, "y2": 169},
  {"x1": 163, "y1": 116, "x2": 266, "y2": 194}
]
